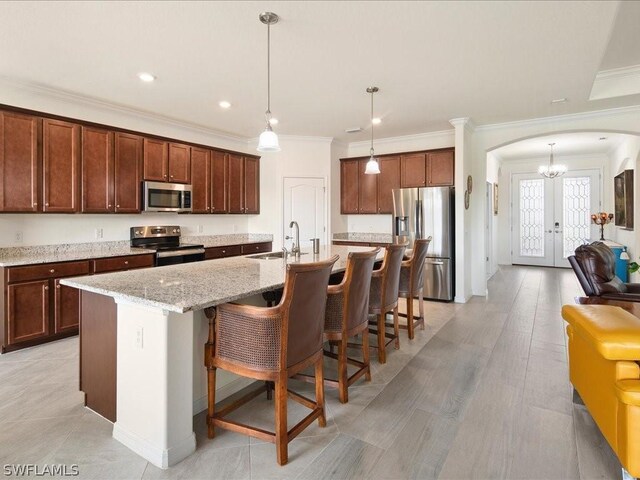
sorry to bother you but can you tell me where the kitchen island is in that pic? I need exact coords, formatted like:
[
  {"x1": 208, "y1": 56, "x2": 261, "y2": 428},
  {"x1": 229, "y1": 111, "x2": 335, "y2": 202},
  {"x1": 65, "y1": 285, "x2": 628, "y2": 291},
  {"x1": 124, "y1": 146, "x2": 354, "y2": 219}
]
[{"x1": 61, "y1": 244, "x2": 381, "y2": 469}]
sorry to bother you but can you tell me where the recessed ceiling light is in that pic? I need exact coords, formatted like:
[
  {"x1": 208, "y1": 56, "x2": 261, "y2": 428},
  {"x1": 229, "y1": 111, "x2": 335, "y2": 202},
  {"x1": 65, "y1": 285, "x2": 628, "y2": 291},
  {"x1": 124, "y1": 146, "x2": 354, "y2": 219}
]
[
  {"x1": 599, "y1": 137, "x2": 607, "y2": 141},
  {"x1": 372, "y1": 117, "x2": 382, "y2": 125},
  {"x1": 269, "y1": 117, "x2": 278, "y2": 125},
  {"x1": 551, "y1": 98, "x2": 567, "y2": 104},
  {"x1": 345, "y1": 127, "x2": 362, "y2": 134},
  {"x1": 138, "y1": 72, "x2": 156, "y2": 83},
  {"x1": 218, "y1": 101, "x2": 231, "y2": 109}
]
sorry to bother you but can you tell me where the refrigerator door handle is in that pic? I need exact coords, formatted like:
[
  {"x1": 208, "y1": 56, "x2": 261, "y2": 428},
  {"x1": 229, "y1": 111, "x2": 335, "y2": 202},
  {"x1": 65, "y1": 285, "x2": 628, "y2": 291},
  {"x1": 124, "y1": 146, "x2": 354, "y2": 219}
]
[
  {"x1": 415, "y1": 199, "x2": 423, "y2": 239},
  {"x1": 427, "y1": 261, "x2": 444, "y2": 265}
]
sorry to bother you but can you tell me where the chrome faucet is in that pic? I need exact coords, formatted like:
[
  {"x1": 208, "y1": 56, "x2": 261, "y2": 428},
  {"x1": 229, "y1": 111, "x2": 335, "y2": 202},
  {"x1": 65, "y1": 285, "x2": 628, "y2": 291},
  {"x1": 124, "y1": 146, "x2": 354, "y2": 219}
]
[{"x1": 287, "y1": 221, "x2": 300, "y2": 255}]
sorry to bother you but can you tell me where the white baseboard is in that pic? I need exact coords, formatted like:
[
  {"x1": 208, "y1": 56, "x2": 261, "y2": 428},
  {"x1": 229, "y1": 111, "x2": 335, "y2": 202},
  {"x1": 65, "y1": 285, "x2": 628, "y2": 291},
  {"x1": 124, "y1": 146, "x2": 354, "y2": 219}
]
[
  {"x1": 113, "y1": 423, "x2": 196, "y2": 469},
  {"x1": 192, "y1": 377, "x2": 255, "y2": 415}
]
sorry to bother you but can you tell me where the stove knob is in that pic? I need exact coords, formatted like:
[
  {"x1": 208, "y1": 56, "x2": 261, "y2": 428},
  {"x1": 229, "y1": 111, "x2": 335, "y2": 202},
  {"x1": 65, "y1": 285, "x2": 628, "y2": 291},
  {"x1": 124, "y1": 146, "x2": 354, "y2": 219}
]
[
  {"x1": 172, "y1": 229, "x2": 178, "y2": 234},
  {"x1": 136, "y1": 230, "x2": 143, "y2": 235}
]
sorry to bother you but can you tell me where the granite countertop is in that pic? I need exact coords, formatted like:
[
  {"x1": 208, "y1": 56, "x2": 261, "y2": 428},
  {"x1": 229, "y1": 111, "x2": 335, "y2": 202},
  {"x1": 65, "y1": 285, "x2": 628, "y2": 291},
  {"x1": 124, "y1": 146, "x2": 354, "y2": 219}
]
[
  {"x1": 61, "y1": 245, "x2": 381, "y2": 314},
  {"x1": 333, "y1": 232, "x2": 394, "y2": 244},
  {"x1": 0, "y1": 234, "x2": 274, "y2": 267}
]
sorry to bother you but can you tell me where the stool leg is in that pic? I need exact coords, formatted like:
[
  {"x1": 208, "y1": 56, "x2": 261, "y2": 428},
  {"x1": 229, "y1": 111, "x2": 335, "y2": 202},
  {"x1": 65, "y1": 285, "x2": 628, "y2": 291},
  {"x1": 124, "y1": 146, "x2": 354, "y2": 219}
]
[
  {"x1": 407, "y1": 295, "x2": 415, "y2": 340},
  {"x1": 377, "y1": 313, "x2": 387, "y2": 364},
  {"x1": 338, "y1": 338, "x2": 348, "y2": 403},
  {"x1": 315, "y1": 357, "x2": 327, "y2": 426},
  {"x1": 207, "y1": 366, "x2": 216, "y2": 439},
  {"x1": 275, "y1": 375, "x2": 288, "y2": 466},
  {"x1": 394, "y1": 306, "x2": 400, "y2": 349},
  {"x1": 419, "y1": 289, "x2": 425, "y2": 329},
  {"x1": 266, "y1": 381, "x2": 273, "y2": 400},
  {"x1": 362, "y1": 330, "x2": 372, "y2": 381}
]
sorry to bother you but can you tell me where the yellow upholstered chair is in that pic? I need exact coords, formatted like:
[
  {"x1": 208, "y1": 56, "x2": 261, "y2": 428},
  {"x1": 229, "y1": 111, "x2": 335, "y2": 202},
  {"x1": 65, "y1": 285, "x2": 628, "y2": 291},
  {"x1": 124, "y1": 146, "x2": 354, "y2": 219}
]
[{"x1": 562, "y1": 305, "x2": 640, "y2": 479}]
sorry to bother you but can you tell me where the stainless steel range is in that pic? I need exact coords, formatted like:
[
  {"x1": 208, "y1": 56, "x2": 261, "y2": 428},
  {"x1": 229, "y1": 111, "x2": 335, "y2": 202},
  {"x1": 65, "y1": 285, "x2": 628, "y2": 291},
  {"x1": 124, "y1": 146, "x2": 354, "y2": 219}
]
[{"x1": 130, "y1": 225, "x2": 205, "y2": 266}]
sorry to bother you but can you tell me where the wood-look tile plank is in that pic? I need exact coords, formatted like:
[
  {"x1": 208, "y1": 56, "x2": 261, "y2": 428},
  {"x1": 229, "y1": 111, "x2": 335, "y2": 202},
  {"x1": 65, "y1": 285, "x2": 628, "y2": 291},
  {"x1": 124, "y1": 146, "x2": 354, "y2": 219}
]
[{"x1": 572, "y1": 406, "x2": 621, "y2": 480}]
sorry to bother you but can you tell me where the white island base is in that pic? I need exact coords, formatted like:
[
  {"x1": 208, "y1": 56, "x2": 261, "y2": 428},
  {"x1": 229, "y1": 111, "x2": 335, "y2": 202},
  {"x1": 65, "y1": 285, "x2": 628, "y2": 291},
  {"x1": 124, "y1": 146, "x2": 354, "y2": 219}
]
[{"x1": 111, "y1": 301, "x2": 251, "y2": 469}]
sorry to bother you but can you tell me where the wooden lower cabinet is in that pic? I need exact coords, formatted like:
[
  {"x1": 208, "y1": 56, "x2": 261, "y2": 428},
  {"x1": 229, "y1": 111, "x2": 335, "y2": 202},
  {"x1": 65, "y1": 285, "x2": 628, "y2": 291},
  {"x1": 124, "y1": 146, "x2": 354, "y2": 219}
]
[
  {"x1": 54, "y1": 279, "x2": 80, "y2": 334},
  {"x1": 7, "y1": 280, "x2": 50, "y2": 345}
]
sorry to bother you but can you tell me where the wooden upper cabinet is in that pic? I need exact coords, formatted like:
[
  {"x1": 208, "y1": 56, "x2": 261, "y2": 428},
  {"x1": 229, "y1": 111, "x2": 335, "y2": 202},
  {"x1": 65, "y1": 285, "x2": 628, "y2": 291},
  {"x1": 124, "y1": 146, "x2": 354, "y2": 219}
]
[
  {"x1": 340, "y1": 159, "x2": 360, "y2": 214},
  {"x1": 190, "y1": 147, "x2": 211, "y2": 213},
  {"x1": 0, "y1": 111, "x2": 40, "y2": 212},
  {"x1": 114, "y1": 133, "x2": 142, "y2": 213},
  {"x1": 358, "y1": 159, "x2": 378, "y2": 214},
  {"x1": 400, "y1": 153, "x2": 427, "y2": 188},
  {"x1": 377, "y1": 155, "x2": 401, "y2": 214},
  {"x1": 168, "y1": 143, "x2": 191, "y2": 184},
  {"x1": 211, "y1": 150, "x2": 228, "y2": 213},
  {"x1": 426, "y1": 149, "x2": 454, "y2": 186},
  {"x1": 81, "y1": 127, "x2": 114, "y2": 213},
  {"x1": 227, "y1": 154, "x2": 244, "y2": 214},
  {"x1": 143, "y1": 138, "x2": 168, "y2": 182},
  {"x1": 42, "y1": 119, "x2": 80, "y2": 213},
  {"x1": 244, "y1": 157, "x2": 259, "y2": 214}
]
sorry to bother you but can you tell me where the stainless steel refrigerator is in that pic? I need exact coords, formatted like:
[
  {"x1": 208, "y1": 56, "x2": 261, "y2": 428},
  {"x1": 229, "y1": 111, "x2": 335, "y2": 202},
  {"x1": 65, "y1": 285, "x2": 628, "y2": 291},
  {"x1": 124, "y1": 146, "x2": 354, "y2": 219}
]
[{"x1": 392, "y1": 186, "x2": 455, "y2": 301}]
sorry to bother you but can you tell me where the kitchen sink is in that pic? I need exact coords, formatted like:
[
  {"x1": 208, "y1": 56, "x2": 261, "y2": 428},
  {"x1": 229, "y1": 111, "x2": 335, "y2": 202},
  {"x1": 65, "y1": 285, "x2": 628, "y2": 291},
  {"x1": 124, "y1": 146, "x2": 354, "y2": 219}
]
[{"x1": 248, "y1": 251, "x2": 308, "y2": 260}]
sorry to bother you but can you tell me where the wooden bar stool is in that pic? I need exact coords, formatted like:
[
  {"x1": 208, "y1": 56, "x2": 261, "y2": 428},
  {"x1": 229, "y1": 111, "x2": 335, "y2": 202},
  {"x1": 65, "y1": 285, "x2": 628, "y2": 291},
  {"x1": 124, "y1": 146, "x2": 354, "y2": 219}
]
[
  {"x1": 398, "y1": 237, "x2": 431, "y2": 339},
  {"x1": 368, "y1": 244, "x2": 406, "y2": 364},
  {"x1": 320, "y1": 249, "x2": 379, "y2": 403},
  {"x1": 205, "y1": 255, "x2": 339, "y2": 466}
]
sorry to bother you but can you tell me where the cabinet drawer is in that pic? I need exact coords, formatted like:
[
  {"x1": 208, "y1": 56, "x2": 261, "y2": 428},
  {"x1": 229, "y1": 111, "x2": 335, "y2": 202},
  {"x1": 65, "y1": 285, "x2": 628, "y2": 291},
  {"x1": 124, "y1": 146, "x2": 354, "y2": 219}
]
[
  {"x1": 7, "y1": 260, "x2": 90, "y2": 284},
  {"x1": 241, "y1": 242, "x2": 272, "y2": 255},
  {"x1": 205, "y1": 245, "x2": 242, "y2": 260},
  {"x1": 93, "y1": 254, "x2": 155, "y2": 273}
]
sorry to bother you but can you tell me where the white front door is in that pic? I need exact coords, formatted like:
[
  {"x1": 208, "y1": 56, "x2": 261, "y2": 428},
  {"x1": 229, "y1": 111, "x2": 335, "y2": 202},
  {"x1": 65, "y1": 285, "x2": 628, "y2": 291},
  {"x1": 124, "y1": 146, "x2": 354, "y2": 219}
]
[
  {"x1": 511, "y1": 170, "x2": 600, "y2": 267},
  {"x1": 283, "y1": 177, "x2": 326, "y2": 251}
]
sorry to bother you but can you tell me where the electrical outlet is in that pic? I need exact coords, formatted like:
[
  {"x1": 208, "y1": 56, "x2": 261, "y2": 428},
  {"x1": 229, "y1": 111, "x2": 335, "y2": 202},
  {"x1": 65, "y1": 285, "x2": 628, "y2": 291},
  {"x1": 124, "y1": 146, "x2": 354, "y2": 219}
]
[
  {"x1": 95, "y1": 228, "x2": 103, "y2": 239},
  {"x1": 135, "y1": 327, "x2": 144, "y2": 349},
  {"x1": 197, "y1": 225, "x2": 203, "y2": 234},
  {"x1": 14, "y1": 231, "x2": 23, "y2": 243}
]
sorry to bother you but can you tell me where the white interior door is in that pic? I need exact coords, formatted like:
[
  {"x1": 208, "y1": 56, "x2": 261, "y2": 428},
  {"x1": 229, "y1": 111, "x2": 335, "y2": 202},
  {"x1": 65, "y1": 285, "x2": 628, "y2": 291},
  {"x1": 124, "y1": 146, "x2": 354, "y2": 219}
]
[
  {"x1": 283, "y1": 177, "x2": 326, "y2": 250},
  {"x1": 511, "y1": 170, "x2": 600, "y2": 267}
]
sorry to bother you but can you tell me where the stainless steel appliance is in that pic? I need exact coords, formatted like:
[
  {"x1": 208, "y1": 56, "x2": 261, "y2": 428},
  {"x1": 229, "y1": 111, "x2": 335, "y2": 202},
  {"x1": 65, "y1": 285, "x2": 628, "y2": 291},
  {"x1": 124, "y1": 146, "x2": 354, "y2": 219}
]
[
  {"x1": 130, "y1": 225, "x2": 205, "y2": 266},
  {"x1": 392, "y1": 186, "x2": 455, "y2": 301},
  {"x1": 143, "y1": 181, "x2": 193, "y2": 213}
]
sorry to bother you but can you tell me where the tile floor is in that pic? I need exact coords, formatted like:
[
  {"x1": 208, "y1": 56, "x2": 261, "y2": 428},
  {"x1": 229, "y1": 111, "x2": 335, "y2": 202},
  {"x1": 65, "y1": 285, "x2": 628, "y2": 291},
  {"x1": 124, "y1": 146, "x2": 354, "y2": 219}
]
[{"x1": 0, "y1": 266, "x2": 623, "y2": 479}]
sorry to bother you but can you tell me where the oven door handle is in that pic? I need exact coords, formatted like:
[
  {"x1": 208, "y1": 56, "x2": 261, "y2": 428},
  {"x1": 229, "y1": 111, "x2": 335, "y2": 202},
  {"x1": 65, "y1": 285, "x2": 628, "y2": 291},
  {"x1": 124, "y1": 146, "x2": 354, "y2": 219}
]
[{"x1": 156, "y1": 248, "x2": 205, "y2": 259}]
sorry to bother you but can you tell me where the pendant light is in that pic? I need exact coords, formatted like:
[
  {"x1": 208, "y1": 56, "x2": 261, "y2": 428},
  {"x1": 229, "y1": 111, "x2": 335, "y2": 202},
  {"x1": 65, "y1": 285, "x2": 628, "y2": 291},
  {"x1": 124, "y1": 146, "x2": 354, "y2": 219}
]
[
  {"x1": 538, "y1": 142, "x2": 566, "y2": 178},
  {"x1": 257, "y1": 12, "x2": 280, "y2": 152},
  {"x1": 364, "y1": 86, "x2": 380, "y2": 175}
]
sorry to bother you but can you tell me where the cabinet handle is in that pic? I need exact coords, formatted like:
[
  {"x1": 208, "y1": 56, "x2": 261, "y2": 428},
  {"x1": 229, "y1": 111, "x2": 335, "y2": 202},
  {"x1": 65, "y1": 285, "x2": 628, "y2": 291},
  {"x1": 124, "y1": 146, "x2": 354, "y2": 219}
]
[
  {"x1": 45, "y1": 202, "x2": 49, "y2": 207},
  {"x1": 212, "y1": 207, "x2": 215, "y2": 211},
  {"x1": 116, "y1": 205, "x2": 120, "y2": 208},
  {"x1": 222, "y1": 250, "x2": 226, "y2": 253},
  {"x1": 108, "y1": 204, "x2": 112, "y2": 208},
  {"x1": 50, "y1": 269, "x2": 55, "y2": 273},
  {"x1": 124, "y1": 261, "x2": 129, "y2": 265},
  {"x1": 44, "y1": 286, "x2": 49, "y2": 290},
  {"x1": 56, "y1": 284, "x2": 60, "y2": 289},
  {"x1": 33, "y1": 202, "x2": 37, "y2": 207}
]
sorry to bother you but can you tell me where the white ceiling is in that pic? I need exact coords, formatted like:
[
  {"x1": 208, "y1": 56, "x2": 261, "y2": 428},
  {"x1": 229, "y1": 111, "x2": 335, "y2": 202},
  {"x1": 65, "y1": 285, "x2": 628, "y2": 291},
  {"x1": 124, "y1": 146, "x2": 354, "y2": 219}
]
[
  {"x1": 0, "y1": 1, "x2": 638, "y2": 142},
  {"x1": 492, "y1": 132, "x2": 629, "y2": 162}
]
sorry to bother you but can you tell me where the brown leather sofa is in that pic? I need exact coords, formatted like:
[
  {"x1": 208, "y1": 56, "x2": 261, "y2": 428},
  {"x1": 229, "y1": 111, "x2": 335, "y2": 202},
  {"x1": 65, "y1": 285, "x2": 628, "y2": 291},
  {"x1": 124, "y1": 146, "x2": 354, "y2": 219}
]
[{"x1": 569, "y1": 242, "x2": 640, "y2": 302}]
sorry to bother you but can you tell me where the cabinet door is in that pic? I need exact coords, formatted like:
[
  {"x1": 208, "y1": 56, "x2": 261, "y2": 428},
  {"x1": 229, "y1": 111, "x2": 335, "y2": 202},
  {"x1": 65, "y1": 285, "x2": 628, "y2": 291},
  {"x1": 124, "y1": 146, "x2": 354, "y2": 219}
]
[
  {"x1": 340, "y1": 159, "x2": 360, "y2": 213},
  {"x1": 54, "y1": 279, "x2": 79, "y2": 334},
  {"x1": 358, "y1": 159, "x2": 378, "y2": 213},
  {"x1": 168, "y1": 143, "x2": 191, "y2": 184},
  {"x1": 427, "y1": 150, "x2": 454, "y2": 186},
  {"x1": 143, "y1": 138, "x2": 168, "y2": 182},
  {"x1": 114, "y1": 133, "x2": 143, "y2": 213},
  {"x1": 7, "y1": 280, "x2": 50, "y2": 345},
  {"x1": 0, "y1": 112, "x2": 40, "y2": 212},
  {"x1": 377, "y1": 155, "x2": 401, "y2": 213},
  {"x1": 42, "y1": 119, "x2": 80, "y2": 212},
  {"x1": 244, "y1": 157, "x2": 259, "y2": 214},
  {"x1": 81, "y1": 127, "x2": 114, "y2": 213},
  {"x1": 227, "y1": 154, "x2": 244, "y2": 214},
  {"x1": 211, "y1": 150, "x2": 228, "y2": 213},
  {"x1": 190, "y1": 147, "x2": 211, "y2": 213},
  {"x1": 400, "y1": 153, "x2": 427, "y2": 188}
]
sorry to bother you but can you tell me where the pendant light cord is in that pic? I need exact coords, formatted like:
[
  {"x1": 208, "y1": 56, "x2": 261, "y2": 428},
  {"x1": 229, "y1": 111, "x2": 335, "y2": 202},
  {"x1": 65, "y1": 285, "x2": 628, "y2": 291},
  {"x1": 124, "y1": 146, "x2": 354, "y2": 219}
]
[
  {"x1": 266, "y1": 22, "x2": 271, "y2": 116},
  {"x1": 370, "y1": 90, "x2": 374, "y2": 155}
]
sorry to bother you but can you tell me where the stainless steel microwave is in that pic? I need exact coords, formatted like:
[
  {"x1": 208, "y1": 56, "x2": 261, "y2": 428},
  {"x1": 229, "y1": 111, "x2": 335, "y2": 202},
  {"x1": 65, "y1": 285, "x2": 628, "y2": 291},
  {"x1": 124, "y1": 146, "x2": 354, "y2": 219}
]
[{"x1": 143, "y1": 181, "x2": 192, "y2": 213}]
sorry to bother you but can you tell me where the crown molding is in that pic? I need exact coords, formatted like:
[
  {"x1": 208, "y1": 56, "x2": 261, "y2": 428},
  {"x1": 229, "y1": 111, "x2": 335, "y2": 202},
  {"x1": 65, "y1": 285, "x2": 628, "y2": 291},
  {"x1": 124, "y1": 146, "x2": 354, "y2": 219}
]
[
  {"x1": 246, "y1": 134, "x2": 335, "y2": 149},
  {"x1": 590, "y1": 64, "x2": 640, "y2": 100},
  {"x1": 475, "y1": 104, "x2": 640, "y2": 132},
  {"x1": 449, "y1": 117, "x2": 476, "y2": 132},
  {"x1": 0, "y1": 76, "x2": 248, "y2": 145},
  {"x1": 347, "y1": 129, "x2": 454, "y2": 150}
]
